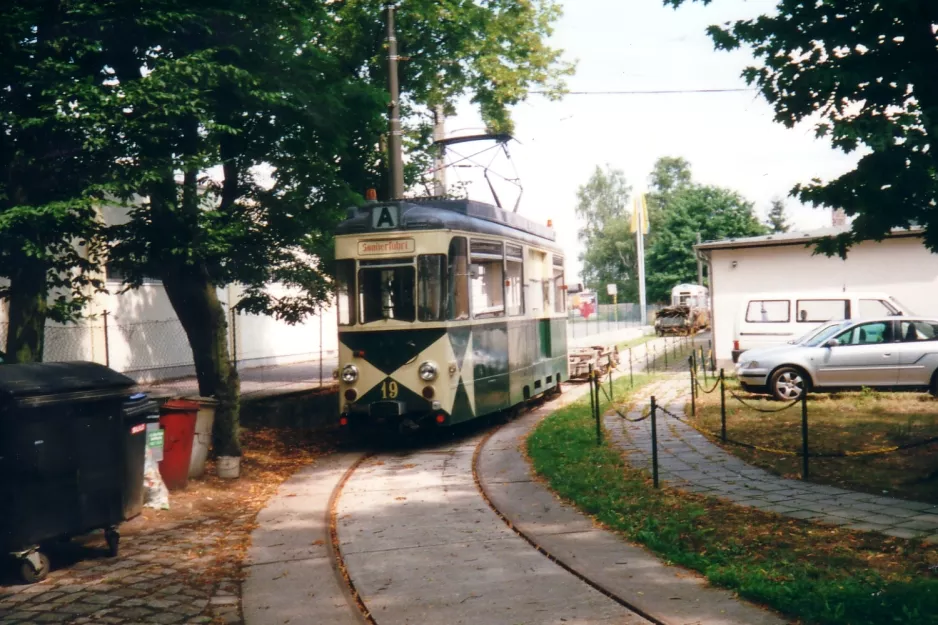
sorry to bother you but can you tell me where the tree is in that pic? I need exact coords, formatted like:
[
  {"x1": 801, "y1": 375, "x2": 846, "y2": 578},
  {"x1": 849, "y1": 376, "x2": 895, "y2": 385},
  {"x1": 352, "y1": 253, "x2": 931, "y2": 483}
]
[
  {"x1": 0, "y1": 3, "x2": 108, "y2": 362},
  {"x1": 574, "y1": 166, "x2": 636, "y2": 303},
  {"x1": 64, "y1": 0, "x2": 572, "y2": 457},
  {"x1": 645, "y1": 156, "x2": 694, "y2": 246},
  {"x1": 766, "y1": 198, "x2": 791, "y2": 233},
  {"x1": 665, "y1": 0, "x2": 938, "y2": 256},
  {"x1": 645, "y1": 185, "x2": 767, "y2": 302}
]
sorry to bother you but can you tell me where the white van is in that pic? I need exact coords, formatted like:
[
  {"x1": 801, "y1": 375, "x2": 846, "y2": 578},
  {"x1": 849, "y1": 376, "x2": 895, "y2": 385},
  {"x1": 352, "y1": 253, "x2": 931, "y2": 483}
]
[{"x1": 731, "y1": 291, "x2": 911, "y2": 362}]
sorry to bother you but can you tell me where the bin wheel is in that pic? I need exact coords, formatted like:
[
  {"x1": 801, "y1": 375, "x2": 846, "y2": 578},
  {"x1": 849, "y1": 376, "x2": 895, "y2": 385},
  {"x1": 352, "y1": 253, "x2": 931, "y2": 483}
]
[
  {"x1": 105, "y1": 529, "x2": 120, "y2": 558},
  {"x1": 19, "y1": 552, "x2": 50, "y2": 584}
]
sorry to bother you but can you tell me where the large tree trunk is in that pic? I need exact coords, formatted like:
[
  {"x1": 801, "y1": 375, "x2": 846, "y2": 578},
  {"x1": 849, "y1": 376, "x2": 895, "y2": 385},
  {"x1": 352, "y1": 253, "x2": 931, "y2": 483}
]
[
  {"x1": 162, "y1": 264, "x2": 242, "y2": 457},
  {"x1": 5, "y1": 259, "x2": 48, "y2": 363}
]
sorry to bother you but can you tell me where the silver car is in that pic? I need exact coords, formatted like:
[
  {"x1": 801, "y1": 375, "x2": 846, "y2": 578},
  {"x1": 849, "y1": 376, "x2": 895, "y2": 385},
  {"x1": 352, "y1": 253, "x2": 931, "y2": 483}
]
[{"x1": 736, "y1": 317, "x2": 938, "y2": 400}]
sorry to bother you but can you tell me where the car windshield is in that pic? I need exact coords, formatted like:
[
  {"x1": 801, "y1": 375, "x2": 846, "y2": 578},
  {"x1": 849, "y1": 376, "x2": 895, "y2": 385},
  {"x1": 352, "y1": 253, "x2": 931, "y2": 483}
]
[
  {"x1": 803, "y1": 321, "x2": 852, "y2": 347},
  {"x1": 790, "y1": 322, "x2": 839, "y2": 345}
]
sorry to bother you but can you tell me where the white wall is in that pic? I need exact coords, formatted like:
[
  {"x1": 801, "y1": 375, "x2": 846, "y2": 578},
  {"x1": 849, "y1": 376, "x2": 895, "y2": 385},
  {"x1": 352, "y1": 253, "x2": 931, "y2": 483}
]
[{"x1": 708, "y1": 236, "x2": 938, "y2": 367}]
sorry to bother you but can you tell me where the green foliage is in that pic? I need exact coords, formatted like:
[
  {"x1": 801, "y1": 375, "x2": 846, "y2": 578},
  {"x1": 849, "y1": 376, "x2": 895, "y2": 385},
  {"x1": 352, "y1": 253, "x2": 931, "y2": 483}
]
[
  {"x1": 766, "y1": 198, "x2": 791, "y2": 233},
  {"x1": 646, "y1": 185, "x2": 766, "y2": 302},
  {"x1": 574, "y1": 166, "x2": 636, "y2": 303},
  {"x1": 527, "y1": 379, "x2": 938, "y2": 625},
  {"x1": 664, "y1": 0, "x2": 938, "y2": 256},
  {"x1": 0, "y1": 2, "x2": 110, "y2": 359}
]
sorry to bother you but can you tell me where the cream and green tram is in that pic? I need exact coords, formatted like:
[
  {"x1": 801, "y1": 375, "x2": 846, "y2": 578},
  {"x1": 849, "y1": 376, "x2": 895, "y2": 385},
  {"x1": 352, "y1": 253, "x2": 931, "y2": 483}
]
[{"x1": 334, "y1": 198, "x2": 568, "y2": 430}]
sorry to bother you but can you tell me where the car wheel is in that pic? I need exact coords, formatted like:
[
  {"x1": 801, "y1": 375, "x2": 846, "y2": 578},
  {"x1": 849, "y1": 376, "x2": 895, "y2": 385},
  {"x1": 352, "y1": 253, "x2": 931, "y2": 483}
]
[
  {"x1": 770, "y1": 366, "x2": 807, "y2": 401},
  {"x1": 930, "y1": 372, "x2": 938, "y2": 398}
]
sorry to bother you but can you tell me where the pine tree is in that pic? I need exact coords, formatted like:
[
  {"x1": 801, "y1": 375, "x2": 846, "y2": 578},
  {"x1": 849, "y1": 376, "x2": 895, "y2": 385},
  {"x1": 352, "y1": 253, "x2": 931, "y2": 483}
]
[{"x1": 766, "y1": 199, "x2": 791, "y2": 233}]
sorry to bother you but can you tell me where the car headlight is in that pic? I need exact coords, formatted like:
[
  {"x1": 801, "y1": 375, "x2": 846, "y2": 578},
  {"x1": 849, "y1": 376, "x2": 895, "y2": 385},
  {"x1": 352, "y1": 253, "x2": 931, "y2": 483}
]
[
  {"x1": 743, "y1": 361, "x2": 759, "y2": 369},
  {"x1": 341, "y1": 364, "x2": 359, "y2": 383},
  {"x1": 419, "y1": 361, "x2": 439, "y2": 381}
]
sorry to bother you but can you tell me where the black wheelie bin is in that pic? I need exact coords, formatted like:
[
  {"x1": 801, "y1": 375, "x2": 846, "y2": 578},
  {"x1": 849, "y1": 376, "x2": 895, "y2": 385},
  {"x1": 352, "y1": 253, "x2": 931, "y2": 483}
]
[{"x1": 0, "y1": 361, "x2": 145, "y2": 583}]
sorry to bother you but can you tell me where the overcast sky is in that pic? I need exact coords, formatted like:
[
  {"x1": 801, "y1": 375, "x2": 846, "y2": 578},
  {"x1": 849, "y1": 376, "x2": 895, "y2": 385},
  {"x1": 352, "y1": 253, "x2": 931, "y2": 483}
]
[{"x1": 437, "y1": 0, "x2": 860, "y2": 281}]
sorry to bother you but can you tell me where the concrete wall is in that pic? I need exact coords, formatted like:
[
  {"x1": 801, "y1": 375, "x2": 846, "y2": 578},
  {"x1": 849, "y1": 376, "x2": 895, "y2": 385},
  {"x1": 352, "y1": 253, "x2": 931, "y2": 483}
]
[{"x1": 707, "y1": 236, "x2": 938, "y2": 367}]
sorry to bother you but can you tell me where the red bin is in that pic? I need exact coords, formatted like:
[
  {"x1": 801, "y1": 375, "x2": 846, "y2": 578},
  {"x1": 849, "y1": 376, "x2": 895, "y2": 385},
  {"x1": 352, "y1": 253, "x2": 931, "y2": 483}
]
[{"x1": 158, "y1": 399, "x2": 200, "y2": 490}]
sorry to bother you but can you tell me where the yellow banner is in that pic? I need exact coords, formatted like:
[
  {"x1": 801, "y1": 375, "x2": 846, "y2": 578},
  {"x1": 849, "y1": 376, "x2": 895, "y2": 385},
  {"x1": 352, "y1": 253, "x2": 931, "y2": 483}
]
[{"x1": 631, "y1": 194, "x2": 649, "y2": 234}]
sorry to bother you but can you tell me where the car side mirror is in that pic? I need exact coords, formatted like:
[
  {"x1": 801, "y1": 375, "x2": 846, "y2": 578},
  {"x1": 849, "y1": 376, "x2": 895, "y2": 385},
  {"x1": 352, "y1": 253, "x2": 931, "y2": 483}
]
[{"x1": 824, "y1": 338, "x2": 840, "y2": 348}]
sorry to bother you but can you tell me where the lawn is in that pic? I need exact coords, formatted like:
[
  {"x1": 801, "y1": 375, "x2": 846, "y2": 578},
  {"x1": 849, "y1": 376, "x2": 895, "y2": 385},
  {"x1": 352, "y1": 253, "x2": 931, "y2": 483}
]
[
  {"x1": 527, "y1": 375, "x2": 938, "y2": 625},
  {"x1": 692, "y1": 378, "x2": 938, "y2": 503}
]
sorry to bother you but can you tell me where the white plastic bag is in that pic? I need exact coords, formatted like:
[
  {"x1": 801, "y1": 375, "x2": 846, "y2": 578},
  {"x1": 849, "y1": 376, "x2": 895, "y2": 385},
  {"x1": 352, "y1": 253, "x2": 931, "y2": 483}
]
[{"x1": 143, "y1": 447, "x2": 170, "y2": 510}]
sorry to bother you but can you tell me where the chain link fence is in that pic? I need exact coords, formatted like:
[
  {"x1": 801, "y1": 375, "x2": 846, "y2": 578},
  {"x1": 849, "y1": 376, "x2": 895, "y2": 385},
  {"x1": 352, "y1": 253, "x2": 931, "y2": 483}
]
[
  {"x1": 0, "y1": 308, "x2": 339, "y2": 387},
  {"x1": 567, "y1": 303, "x2": 660, "y2": 340}
]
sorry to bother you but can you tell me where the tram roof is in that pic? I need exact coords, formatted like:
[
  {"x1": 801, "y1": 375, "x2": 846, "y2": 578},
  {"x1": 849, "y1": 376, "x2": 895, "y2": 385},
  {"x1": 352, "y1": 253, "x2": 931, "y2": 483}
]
[{"x1": 336, "y1": 198, "x2": 559, "y2": 248}]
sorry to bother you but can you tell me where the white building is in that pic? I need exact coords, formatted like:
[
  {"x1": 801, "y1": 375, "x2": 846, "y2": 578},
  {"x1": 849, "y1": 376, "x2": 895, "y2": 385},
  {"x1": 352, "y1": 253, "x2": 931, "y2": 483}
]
[{"x1": 696, "y1": 227, "x2": 938, "y2": 368}]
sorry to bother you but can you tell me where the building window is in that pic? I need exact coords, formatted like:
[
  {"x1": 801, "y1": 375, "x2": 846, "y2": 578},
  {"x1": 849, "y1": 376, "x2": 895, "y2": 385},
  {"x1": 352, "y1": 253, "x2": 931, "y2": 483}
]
[{"x1": 105, "y1": 264, "x2": 162, "y2": 284}]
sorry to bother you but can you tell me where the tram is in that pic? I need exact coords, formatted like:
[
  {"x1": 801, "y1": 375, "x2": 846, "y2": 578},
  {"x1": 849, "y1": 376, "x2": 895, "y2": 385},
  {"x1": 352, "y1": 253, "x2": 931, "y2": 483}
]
[{"x1": 334, "y1": 198, "x2": 568, "y2": 430}]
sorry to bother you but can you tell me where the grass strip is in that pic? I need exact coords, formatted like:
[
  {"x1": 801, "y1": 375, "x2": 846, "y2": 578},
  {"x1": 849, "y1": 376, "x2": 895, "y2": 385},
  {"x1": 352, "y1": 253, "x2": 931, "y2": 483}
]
[
  {"x1": 694, "y1": 379, "x2": 938, "y2": 503},
  {"x1": 527, "y1": 375, "x2": 938, "y2": 625}
]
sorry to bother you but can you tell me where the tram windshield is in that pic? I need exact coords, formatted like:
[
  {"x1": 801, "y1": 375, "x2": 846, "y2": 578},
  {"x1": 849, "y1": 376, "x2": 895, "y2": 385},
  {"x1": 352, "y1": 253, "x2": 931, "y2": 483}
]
[{"x1": 359, "y1": 258, "x2": 416, "y2": 323}]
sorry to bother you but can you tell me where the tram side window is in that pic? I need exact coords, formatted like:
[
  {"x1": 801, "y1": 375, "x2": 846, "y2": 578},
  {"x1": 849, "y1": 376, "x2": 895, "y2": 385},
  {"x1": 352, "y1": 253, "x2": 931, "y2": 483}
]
[
  {"x1": 553, "y1": 255, "x2": 565, "y2": 313},
  {"x1": 336, "y1": 260, "x2": 356, "y2": 326},
  {"x1": 358, "y1": 259, "x2": 416, "y2": 323},
  {"x1": 448, "y1": 237, "x2": 470, "y2": 320},
  {"x1": 506, "y1": 244, "x2": 524, "y2": 316},
  {"x1": 470, "y1": 240, "x2": 505, "y2": 318},
  {"x1": 418, "y1": 255, "x2": 447, "y2": 322}
]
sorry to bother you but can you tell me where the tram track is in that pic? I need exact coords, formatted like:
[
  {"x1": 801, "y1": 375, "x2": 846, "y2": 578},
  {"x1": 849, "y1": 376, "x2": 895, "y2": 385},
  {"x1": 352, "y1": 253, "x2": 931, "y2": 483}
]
[
  {"x1": 325, "y1": 388, "x2": 648, "y2": 624},
  {"x1": 325, "y1": 334, "x2": 705, "y2": 625}
]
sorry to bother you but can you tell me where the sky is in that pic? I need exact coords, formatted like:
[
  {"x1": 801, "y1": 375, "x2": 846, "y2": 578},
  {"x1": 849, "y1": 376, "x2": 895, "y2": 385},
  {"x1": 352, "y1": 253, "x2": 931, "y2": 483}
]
[{"x1": 436, "y1": 0, "x2": 861, "y2": 282}]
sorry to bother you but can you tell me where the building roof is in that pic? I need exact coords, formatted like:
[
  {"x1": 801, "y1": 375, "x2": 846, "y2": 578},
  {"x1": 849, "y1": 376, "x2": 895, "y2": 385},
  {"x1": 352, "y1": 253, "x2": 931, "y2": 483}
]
[{"x1": 694, "y1": 225, "x2": 923, "y2": 252}]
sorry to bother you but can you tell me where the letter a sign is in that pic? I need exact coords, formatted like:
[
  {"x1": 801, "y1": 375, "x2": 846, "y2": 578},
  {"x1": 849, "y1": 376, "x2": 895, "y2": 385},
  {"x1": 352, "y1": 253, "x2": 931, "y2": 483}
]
[{"x1": 372, "y1": 205, "x2": 399, "y2": 229}]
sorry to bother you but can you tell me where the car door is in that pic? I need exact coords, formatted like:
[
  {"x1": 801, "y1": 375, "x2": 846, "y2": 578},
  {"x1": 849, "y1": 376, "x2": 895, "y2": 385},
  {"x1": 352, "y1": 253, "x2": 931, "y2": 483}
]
[
  {"x1": 815, "y1": 321, "x2": 899, "y2": 388},
  {"x1": 896, "y1": 320, "x2": 938, "y2": 386}
]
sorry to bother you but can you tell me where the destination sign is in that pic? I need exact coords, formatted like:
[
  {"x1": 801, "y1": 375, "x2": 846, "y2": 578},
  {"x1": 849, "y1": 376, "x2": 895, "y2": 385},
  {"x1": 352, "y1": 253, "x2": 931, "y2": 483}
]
[{"x1": 358, "y1": 238, "x2": 415, "y2": 255}]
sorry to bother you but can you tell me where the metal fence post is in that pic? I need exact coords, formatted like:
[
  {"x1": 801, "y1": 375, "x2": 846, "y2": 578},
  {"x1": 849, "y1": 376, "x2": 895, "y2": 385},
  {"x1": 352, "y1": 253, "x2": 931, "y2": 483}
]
[
  {"x1": 650, "y1": 396, "x2": 659, "y2": 488},
  {"x1": 629, "y1": 348, "x2": 634, "y2": 387},
  {"x1": 230, "y1": 308, "x2": 238, "y2": 370},
  {"x1": 689, "y1": 357, "x2": 696, "y2": 418},
  {"x1": 592, "y1": 365, "x2": 602, "y2": 445},
  {"x1": 102, "y1": 310, "x2": 110, "y2": 368},
  {"x1": 720, "y1": 369, "x2": 726, "y2": 442},
  {"x1": 608, "y1": 361, "x2": 614, "y2": 404},
  {"x1": 589, "y1": 363, "x2": 596, "y2": 437},
  {"x1": 801, "y1": 391, "x2": 809, "y2": 480},
  {"x1": 319, "y1": 307, "x2": 324, "y2": 388}
]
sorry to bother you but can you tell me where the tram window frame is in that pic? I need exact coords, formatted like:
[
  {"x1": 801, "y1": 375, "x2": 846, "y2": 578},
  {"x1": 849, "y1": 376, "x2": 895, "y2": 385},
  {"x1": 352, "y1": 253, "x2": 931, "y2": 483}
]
[
  {"x1": 506, "y1": 244, "x2": 524, "y2": 316},
  {"x1": 448, "y1": 237, "x2": 471, "y2": 321},
  {"x1": 357, "y1": 257, "x2": 416, "y2": 323},
  {"x1": 336, "y1": 259, "x2": 356, "y2": 326},
  {"x1": 553, "y1": 255, "x2": 566, "y2": 313},
  {"x1": 417, "y1": 254, "x2": 447, "y2": 322},
  {"x1": 470, "y1": 240, "x2": 506, "y2": 318}
]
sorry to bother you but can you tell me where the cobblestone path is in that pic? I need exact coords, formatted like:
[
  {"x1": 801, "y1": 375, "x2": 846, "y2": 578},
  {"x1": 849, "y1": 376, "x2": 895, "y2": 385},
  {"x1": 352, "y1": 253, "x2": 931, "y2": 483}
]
[{"x1": 606, "y1": 374, "x2": 938, "y2": 543}]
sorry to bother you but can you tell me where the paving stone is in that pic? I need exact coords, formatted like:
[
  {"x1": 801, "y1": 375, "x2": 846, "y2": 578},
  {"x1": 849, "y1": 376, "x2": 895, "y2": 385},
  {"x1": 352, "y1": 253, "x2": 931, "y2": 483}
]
[
  {"x1": 882, "y1": 527, "x2": 926, "y2": 540},
  {"x1": 896, "y1": 518, "x2": 938, "y2": 532},
  {"x1": 845, "y1": 521, "x2": 892, "y2": 533}
]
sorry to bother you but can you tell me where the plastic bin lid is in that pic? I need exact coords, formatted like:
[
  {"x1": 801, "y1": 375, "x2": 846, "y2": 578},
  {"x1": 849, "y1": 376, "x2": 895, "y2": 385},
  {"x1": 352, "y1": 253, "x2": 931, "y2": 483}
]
[{"x1": 0, "y1": 361, "x2": 136, "y2": 401}]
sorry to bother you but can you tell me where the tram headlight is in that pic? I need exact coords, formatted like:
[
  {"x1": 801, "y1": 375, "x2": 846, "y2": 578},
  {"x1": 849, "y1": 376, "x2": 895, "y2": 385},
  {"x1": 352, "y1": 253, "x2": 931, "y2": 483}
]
[
  {"x1": 418, "y1": 361, "x2": 439, "y2": 381},
  {"x1": 341, "y1": 364, "x2": 359, "y2": 384}
]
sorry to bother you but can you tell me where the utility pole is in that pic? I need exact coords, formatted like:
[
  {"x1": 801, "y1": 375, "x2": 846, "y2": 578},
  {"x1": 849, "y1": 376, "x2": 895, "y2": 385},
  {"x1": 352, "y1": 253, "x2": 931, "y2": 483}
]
[
  {"x1": 696, "y1": 231, "x2": 703, "y2": 286},
  {"x1": 433, "y1": 104, "x2": 447, "y2": 196},
  {"x1": 386, "y1": 4, "x2": 404, "y2": 199}
]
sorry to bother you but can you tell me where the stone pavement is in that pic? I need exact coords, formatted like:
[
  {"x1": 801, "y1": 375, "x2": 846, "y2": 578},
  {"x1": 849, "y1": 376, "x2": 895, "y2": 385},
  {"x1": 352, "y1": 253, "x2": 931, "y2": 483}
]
[
  {"x1": 478, "y1": 381, "x2": 787, "y2": 625},
  {"x1": 607, "y1": 375, "x2": 938, "y2": 542},
  {"x1": 146, "y1": 357, "x2": 339, "y2": 399},
  {"x1": 0, "y1": 515, "x2": 250, "y2": 625}
]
